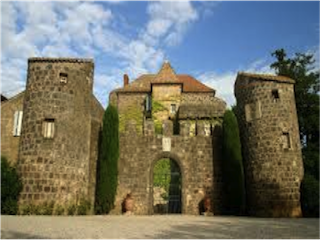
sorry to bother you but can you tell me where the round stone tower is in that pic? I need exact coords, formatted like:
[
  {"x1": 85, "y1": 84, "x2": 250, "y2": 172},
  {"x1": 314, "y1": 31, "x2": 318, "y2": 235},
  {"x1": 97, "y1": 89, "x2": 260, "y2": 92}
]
[
  {"x1": 18, "y1": 58, "x2": 94, "y2": 207},
  {"x1": 234, "y1": 72, "x2": 303, "y2": 217}
]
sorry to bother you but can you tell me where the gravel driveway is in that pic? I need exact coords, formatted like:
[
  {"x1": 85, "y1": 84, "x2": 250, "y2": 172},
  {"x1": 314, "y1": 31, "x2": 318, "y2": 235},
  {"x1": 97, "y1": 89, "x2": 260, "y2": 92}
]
[{"x1": 1, "y1": 215, "x2": 319, "y2": 239}]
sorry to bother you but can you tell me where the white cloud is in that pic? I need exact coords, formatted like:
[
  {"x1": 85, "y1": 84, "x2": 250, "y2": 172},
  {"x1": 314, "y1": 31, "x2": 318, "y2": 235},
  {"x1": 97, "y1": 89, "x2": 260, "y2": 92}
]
[
  {"x1": 0, "y1": 1, "x2": 213, "y2": 107},
  {"x1": 143, "y1": 1, "x2": 198, "y2": 47},
  {"x1": 197, "y1": 59, "x2": 275, "y2": 107}
]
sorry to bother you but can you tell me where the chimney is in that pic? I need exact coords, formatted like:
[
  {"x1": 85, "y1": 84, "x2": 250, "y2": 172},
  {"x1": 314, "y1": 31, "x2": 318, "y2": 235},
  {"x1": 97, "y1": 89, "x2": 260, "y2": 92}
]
[{"x1": 123, "y1": 74, "x2": 129, "y2": 87}]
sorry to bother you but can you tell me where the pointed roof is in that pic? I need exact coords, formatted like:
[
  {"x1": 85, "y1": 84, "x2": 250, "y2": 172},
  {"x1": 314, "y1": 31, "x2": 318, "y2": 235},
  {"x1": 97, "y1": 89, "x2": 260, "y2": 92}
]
[
  {"x1": 115, "y1": 62, "x2": 215, "y2": 94},
  {"x1": 152, "y1": 61, "x2": 179, "y2": 83}
]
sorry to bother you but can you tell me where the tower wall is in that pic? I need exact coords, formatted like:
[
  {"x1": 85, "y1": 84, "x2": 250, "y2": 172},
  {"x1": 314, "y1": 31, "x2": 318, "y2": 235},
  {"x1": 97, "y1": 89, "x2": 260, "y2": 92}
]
[
  {"x1": 18, "y1": 58, "x2": 94, "y2": 207},
  {"x1": 234, "y1": 74, "x2": 304, "y2": 217}
]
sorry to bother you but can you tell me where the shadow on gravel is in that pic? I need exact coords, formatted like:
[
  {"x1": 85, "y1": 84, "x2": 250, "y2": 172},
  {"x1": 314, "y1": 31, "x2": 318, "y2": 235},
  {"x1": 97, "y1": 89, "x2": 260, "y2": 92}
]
[
  {"x1": 142, "y1": 218, "x2": 320, "y2": 239},
  {"x1": 1, "y1": 230, "x2": 50, "y2": 239}
]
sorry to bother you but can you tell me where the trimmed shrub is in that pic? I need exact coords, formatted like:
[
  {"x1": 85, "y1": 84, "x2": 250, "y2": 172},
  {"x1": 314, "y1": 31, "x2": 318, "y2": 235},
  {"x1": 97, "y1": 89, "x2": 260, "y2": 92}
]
[
  {"x1": 54, "y1": 205, "x2": 65, "y2": 215},
  {"x1": 95, "y1": 104, "x2": 119, "y2": 214},
  {"x1": 78, "y1": 198, "x2": 91, "y2": 215},
  {"x1": 222, "y1": 110, "x2": 245, "y2": 215},
  {"x1": 1, "y1": 156, "x2": 23, "y2": 215},
  {"x1": 67, "y1": 204, "x2": 77, "y2": 215},
  {"x1": 301, "y1": 173, "x2": 319, "y2": 217}
]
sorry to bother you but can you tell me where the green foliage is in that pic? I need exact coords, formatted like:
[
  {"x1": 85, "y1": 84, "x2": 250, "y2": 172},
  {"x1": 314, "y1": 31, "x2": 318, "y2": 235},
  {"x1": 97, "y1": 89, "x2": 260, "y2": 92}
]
[
  {"x1": 222, "y1": 110, "x2": 245, "y2": 215},
  {"x1": 19, "y1": 202, "x2": 54, "y2": 215},
  {"x1": 152, "y1": 100, "x2": 167, "y2": 113},
  {"x1": 19, "y1": 204, "x2": 33, "y2": 215},
  {"x1": 67, "y1": 204, "x2": 77, "y2": 215},
  {"x1": 77, "y1": 198, "x2": 91, "y2": 215},
  {"x1": 271, "y1": 49, "x2": 319, "y2": 217},
  {"x1": 95, "y1": 104, "x2": 119, "y2": 214},
  {"x1": 154, "y1": 120, "x2": 163, "y2": 135},
  {"x1": 1, "y1": 156, "x2": 23, "y2": 215},
  {"x1": 301, "y1": 173, "x2": 319, "y2": 217},
  {"x1": 152, "y1": 100, "x2": 167, "y2": 134},
  {"x1": 40, "y1": 201, "x2": 54, "y2": 215},
  {"x1": 153, "y1": 159, "x2": 171, "y2": 191},
  {"x1": 54, "y1": 205, "x2": 65, "y2": 215},
  {"x1": 119, "y1": 106, "x2": 143, "y2": 134}
]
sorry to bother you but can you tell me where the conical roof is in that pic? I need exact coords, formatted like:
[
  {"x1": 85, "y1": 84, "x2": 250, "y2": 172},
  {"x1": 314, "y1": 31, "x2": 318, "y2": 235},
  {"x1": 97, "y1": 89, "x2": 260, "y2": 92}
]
[{"x1": 152, "y1": 61, "x2": 179, "y2": 83}]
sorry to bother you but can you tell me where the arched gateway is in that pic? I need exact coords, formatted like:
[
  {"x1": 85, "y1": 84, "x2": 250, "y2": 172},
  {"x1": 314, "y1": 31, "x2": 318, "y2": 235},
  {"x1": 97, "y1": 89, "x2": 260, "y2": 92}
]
[
  {"x1": 111, "y1": 120, "x2": 225, "y2": 216},
  {"x1": 150, "y1": 158, "x2": 182, "y2": 214}
]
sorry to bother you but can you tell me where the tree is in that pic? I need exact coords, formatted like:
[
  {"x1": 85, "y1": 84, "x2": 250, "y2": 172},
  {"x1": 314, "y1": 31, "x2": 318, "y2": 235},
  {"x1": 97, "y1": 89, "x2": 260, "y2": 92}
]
[
  {"x1": 95, "y1": 105, "x2": 119, "y2": 214},
  {"x1": 1, "y1": 156, "x2": 23, "y2": 214},
  {"x1": 222, "y1": 110, "x2": 245, "y2": 215},
  {"x1": 271, "y1": 49, "x2": 319, "y2": 217}
]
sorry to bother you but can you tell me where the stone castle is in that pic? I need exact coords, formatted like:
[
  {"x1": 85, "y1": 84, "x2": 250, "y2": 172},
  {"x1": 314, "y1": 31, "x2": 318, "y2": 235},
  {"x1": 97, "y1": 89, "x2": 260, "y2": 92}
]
[{"x1": 1, "y1": 58, "x2": 303, "y2": 217}]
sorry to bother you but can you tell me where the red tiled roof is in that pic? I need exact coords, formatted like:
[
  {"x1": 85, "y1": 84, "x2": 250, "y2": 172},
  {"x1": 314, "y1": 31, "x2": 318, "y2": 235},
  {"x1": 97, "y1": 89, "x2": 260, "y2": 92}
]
[{"x1": 115, "y1": 74, "x2": 215, "y2": 93}]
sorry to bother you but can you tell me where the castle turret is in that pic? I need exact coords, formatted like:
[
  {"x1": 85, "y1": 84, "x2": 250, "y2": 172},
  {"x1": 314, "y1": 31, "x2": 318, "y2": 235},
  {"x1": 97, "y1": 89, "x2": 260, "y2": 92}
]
[
  {"x1": 18, "y1": 58, "x2": 95, "y2": 208},
  {"x1": 234, "y1": 72, "x2": 303, "y2": 217}
]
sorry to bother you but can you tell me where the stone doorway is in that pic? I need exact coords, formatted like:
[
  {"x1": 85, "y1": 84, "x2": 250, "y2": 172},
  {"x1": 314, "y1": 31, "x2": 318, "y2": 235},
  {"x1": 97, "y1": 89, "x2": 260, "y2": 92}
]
[{"x1": 152, "y1": 158, "x2": 182, "y2": 214}]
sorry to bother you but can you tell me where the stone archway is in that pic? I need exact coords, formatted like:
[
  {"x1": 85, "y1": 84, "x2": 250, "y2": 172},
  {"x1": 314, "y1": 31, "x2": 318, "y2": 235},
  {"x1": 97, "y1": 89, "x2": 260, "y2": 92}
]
[{"x1": 149, "y1": 153, "x2": 183, "y2": 215}]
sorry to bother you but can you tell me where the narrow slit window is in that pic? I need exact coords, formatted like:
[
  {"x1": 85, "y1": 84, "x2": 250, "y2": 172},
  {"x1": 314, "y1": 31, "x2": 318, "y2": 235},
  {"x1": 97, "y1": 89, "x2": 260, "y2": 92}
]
[
  {"x1": 42, "y1": 119, "x2": 55, "y2": 139},
  {"x1": 145, "y1": 95, "x2": 152, "y2": 119},
  {"x1": 170, "y1": 104, "x2": 176, "y2": 114},
  {"x1": 281, "y1": 132, "x2": 291, "y2": 149},
  {"x1": 272, "y1": 89, "x2": 280, "y2": 102},
  {"x1": 13, "y1": 111, "x2": 23, "y2": 136},
  {"x1": 146, "y1": 95, "x2": 152, "y2": 111},
  {"x1": 59, "y1": 73, "x2": 68, "y2": 84}
]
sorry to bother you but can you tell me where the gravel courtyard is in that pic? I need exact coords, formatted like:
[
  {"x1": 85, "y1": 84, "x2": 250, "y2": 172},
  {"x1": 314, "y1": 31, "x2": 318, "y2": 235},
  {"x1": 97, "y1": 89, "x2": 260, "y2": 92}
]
[{"x1": 1, "y1": 215, "x2": 319, "y2": 239}]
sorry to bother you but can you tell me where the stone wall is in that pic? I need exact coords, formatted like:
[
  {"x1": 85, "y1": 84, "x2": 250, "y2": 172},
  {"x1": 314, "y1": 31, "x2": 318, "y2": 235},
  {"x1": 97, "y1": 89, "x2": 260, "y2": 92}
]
[
  {"x1": 17, "y1": 58, "x2": 95, "y2": 208},
  {"x1": 117, "y1": 93, "x2": 147, "y2": 134},
  {"x1": 182, "y1": 93, "x2": 215, "y2": 104},
  {"x1": 112, "y1": 120, "x2": 224, "y2": 215},
  {"x1": 0, "y1": 92, "x2": 25, "y2": 165},
  {"x1": 234, "y1": 75, "x2": 303, "y2": 217}
]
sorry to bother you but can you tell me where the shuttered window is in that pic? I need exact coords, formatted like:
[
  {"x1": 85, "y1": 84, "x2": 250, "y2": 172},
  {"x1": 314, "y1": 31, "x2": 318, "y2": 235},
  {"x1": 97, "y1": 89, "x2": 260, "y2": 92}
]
[
  {"x1": 42, "y1": 119, "x2": 55, "y2": 139},
  {"x1": 13, "y1": 111, "x2": 23, "y2": 136}
]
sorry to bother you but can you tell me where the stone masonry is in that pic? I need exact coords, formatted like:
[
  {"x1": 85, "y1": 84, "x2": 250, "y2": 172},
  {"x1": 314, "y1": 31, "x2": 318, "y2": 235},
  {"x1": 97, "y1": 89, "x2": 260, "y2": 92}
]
[
  {"x1": 234, "y1": 72, "x2": 304, "y2": 217},
  {"x1": 14, "y1": 58, "x2": 104, "y2": 211},
  {"x1": 111, "y1": 119, "x2": 224, "y2": 215},
  {"x1": 1, "y1": 58, "x2": 304, "y2": 218}
]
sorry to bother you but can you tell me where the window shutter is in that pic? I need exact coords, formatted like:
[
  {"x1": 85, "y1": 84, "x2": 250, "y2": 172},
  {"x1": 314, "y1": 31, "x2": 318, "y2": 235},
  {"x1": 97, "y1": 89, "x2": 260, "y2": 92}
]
[
  {"x1": 13, "y1": 111, "x2": 19, "y2": 136},
  {"x1": 17, "y1": 111, "x2": 23, "y2": 136}
]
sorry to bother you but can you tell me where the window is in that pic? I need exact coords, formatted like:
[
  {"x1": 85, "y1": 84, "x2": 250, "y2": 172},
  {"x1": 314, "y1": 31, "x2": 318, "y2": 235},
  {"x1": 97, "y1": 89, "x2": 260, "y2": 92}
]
[
  {"x1": 42, "y1": 119, "x2": 55, "y2": 139},
  {"x1": 59, "y1": 72, "x2": 68, "y2": 84},
  {"x1": 272, "y1": 89, "x2": 280, "y2": 102},
  {"x1": 145, "y1": 95, "x2": 152, "y2": 111},
  {"x1": 13, "y1": 111, "x2": 23, "y2": 136},
  {"x1": 281, "y1": 132, "x2": 291, "y2": 149},
  {"x1": 170, "y1": 104, "x2": 176, "y2": 114}
]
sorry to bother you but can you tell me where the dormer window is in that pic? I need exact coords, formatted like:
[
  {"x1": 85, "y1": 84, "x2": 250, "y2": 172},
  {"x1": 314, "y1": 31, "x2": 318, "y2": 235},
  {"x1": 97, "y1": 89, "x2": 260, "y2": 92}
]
[{"x1": 60, "y1": 73, "x2": 68, "y2": 84}]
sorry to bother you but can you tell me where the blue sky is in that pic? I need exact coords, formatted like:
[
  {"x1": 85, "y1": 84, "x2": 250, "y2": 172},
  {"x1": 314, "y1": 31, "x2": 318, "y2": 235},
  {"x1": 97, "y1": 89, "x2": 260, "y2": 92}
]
[{"x1": 1, "y1": 1, "x2": 319, "y2": 107}]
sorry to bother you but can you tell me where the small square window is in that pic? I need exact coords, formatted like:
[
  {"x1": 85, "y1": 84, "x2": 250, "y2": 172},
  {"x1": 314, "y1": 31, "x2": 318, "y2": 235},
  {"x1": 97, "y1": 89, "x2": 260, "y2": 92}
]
[
  {"x1": 281, "y1": 132, "x2": 291, "y2": 149},
  {"x1": 42, "y1": 119, "x2": 55, "y2": 139},
  {"x1": 60, "y1": 73, "x2": 68, "y2": 84},
  {"x1": 170, "y1": 104, "x2": 176, "y2": 114},
  {"x1": 272, "y1": 89, "x2": 280, "y2": 102}
]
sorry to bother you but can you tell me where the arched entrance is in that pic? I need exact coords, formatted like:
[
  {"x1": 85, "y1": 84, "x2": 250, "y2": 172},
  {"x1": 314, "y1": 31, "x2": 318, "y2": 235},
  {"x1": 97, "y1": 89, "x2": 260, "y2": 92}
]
[{"x1": 152, "y1": 158, "x2": 182, "y2": 214}]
